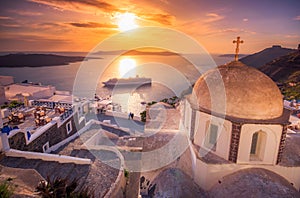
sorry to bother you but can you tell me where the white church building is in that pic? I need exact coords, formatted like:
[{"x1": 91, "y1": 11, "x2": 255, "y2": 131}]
[{"x1": 180, "y1": 60, "x2": 300, "y2": 190}]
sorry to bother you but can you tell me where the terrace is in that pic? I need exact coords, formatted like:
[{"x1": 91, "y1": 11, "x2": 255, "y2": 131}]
[{"x1": 2, "y1": 100, "x2": 74, "y2": 139}]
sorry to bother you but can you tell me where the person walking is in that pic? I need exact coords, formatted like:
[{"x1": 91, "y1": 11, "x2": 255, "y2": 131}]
[{"x1": 128, "y1": 112, "x2": 132, "y2": 119}]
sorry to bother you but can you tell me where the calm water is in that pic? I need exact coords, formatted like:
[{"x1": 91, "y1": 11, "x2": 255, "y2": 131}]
[{"x1": 0, "y1": 53, "x2": 231, "y2": 114}]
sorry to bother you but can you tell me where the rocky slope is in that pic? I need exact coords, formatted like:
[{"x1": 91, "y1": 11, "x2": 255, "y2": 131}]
[
  {"x1": 259, "y1": 50, "x2": 300, "y2": 100},
  {"x1": 259, "y1": 50, "x2": 300, "y2": 82},
  {"x1": 240, "y1": 45, "x2": 296, "y2": 68}
]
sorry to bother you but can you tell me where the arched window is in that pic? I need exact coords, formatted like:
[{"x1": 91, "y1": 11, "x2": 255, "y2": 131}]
[{"x1": 250, "y1": 130, "x2": 267, "y2": 161}]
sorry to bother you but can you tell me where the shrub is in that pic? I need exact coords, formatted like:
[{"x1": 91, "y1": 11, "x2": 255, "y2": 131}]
[
  {"x1": 0, "y1": 180, "x2": 14, "y2": 198},
  {"x1": 8, "y1": 100, "x2": 23, "y2": 109},
  {"x1": 140, "y1": 111, "x2": 146, "y2": 122},
  {"x1": 36, "y1": 176, "x2": 93, "y2": 198},
  {"x1": 124, "y1": 169, "x2": 129, "y2": 178},
  {"x1": 147, "y1": 101, "x2": 157, "y2": 106}
]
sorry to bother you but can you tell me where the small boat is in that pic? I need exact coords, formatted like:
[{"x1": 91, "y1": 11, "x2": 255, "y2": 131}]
[{"x1": 102, "y1": 76, "x2": 152, "y2": 87}]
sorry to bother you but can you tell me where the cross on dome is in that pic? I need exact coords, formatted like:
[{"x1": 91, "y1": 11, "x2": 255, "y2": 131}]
[{"x1": 233, "y1": 36, "x2": 244, "y2": 61}]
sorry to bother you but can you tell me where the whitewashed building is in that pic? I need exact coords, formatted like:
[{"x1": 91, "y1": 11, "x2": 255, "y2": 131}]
[{"x1": 181, "y1": 60, "x2": 300, "y2": 190}]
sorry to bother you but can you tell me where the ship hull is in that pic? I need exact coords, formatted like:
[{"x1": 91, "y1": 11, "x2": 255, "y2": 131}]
[{"x1": 102, "y1": 77, "x2": 152, "y2": 87}]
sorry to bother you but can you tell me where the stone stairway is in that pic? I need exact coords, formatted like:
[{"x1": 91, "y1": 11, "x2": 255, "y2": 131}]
[
  {"x1": 62, "y1": 149, "x2": 120, "y2": 197},
  {"x1": 53, "y1": 128, "x2": 99, "y2": 155},
  {"x1": 0, "y1": 151, "x2": 120, "y2": 197},
  {"x1": 0, "y1": 124, "x2": 125, "y2": 197},
  {"x1": 52, "y1": 126, "x2": 122, "y2": 197}
]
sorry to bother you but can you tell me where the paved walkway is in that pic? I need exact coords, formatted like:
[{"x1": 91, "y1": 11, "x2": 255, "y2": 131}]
[{"x1": 97, "y1": 113, "x2": 145, "y2": 133}]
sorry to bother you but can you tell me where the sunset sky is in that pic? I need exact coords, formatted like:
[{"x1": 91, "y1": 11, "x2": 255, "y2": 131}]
[{"x1": 0, "y1": 0, "x2": 299, "y2": 54}]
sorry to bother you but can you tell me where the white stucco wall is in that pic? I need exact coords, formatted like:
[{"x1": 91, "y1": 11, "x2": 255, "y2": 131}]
[
  {"x1": 237, "y1": 124, "x2": 282, "y2": 165},
  {"x1": 5, "y1": 84, "x2": 55, "y2": 101},
  {"x1": 6, "y1": 149, "x2": 91, "y2": 164},
  {"x1": 193, "y1": 157, "x2": 300, "y2": 192},
  {"x1": 183, "y1": 100, "x2": 192, "y2": 137},
  {"x1": 193, "y1": 111, "x2": 232, "y2": 160}
]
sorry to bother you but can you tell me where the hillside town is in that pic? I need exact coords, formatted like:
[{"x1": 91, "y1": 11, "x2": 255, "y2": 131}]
[{"x1": 0, "y1": 44, "x2": 300, "y2": 197}]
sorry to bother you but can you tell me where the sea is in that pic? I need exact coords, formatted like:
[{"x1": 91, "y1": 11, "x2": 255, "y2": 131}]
[{"x1": 0, "y1": 52, "x2": 232, "y2": 114}]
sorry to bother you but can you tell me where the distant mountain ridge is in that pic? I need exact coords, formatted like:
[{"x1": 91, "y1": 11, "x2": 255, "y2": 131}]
[
  {"x1": 0, "y1": 53, "x2": 90, "y2": 67},
  {"x1": 92, "y1": 49, "x2": 177, "y2": 56},
  {"x1": 219, "y1": 54, "x2": 247, "y2": 58},
  {"x1": 240, "y1": 45, "x2": 297, "y2": 68}
]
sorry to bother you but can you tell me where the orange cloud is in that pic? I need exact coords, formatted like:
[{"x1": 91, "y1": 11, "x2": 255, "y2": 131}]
[
  {"x1": 28, "y1": 0, "x2": 120, "y2": 13},
  {"x1": 29, "y1": 0, "x2": 175, "y2": 26},
  {"x1": 67, "y1": 21, "x2": 117, "y2": 28},
  {"x1": 139, "y1": 13, "x2": 175, "y2": 25}
]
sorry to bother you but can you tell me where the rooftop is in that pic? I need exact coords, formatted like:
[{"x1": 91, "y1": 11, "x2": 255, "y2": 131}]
[
  {"x1": 146, "y1": 168, "x2": 207, "y2": 197},
  {"x1": 193, "y1": 61, "x2": 284, "y2": 120},
  {"x1": 6, "y1": 83, "x2": 55, "y2": 94},
  {"x1": 51, "y1": 126, "x2": 122, "y2": 197},
  {"x1": 5, "y1": 83, "x2": 55, "y2": 100},
  {"x1": 44, "y1": 94, "x2": 73, "y2": 103},
  {"x1": 209, "y1": 168, "x2": 299, "y2": 197}
]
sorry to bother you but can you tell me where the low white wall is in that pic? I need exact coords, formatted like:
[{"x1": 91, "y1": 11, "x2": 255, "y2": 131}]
[
  {"x1": 7, "y1": 129, "x2": 22, "y2": 139},
  {"x1": 27, "y1": 121, "x2": 57, "y2": 144},
  {"x1": 104, "y1": 169, "x2": 126, "y2": 198},
  {"x1": 7, "y1": 118, "x2": 59, "y2": 145},
  {"x1": 6, "y1": 149, "x2": 91, "y2": 165}
]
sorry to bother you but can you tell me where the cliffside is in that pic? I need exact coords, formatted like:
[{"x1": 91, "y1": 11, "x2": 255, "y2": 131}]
[
  {"x1": 259, "y1": 50, "x2": 300, "y2": 82},
  {"x1": 240, "y1": 45, "x2": 296, "y2": 68},
  {"x1": 259, "y1": 50, "x2": 300, "y2": 100}
]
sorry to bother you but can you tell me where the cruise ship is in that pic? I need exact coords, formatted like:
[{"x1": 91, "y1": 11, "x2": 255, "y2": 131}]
[{"x1": 102, "y1": 76, "x2": 152, "y2": 87}]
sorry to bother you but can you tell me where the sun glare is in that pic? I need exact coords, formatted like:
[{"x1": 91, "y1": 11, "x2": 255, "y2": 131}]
[
  {"x1": 116, "y1": 12, "x2": 138, "y2": 32},
  {"x1": 119, "y1": 58, "x2": 137, "y2": 77}
]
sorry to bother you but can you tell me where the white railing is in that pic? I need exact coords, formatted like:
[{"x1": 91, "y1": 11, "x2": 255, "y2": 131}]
[{"x1": 6, "y1": 149, "x2": 91, "y2": 165}]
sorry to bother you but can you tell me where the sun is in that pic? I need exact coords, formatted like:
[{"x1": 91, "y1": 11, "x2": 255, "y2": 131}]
[
  {"x1": 119, "y1": 58, "x2": 136, "y2": 77},
  {"x1": 116, "y1": 12, "x2": 138, "y2": 32}
]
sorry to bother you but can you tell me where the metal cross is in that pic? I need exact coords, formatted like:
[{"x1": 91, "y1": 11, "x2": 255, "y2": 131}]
[{"x1": 233, "y1": 36, "x2": 244, "y2": 61}]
